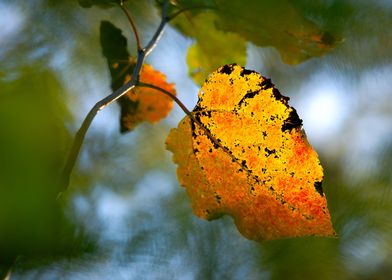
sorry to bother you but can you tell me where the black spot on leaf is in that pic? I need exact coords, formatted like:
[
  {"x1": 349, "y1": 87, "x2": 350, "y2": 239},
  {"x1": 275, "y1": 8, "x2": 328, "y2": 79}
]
[
  {"x1": 238, "y1": 90, "x2": 259, "y2": 106},
  {"x1": 264, "y1": 147, "x2": 276, "y2": 156},
  {"x1": 281, "y1": 109, "x2": 302, "y2": 132},
  {"x1": 260, "y1": 78, "x2": 273, "y2": 89},
  {"x1": 272, "y1": 88, "x2": 290, "y2": 106},
  {"x1": 190, "y1": 119, "x2": 197, "y2": 138},
  {"x1": 240, "y1": 69, "x2": 254, "y2": 77},
  {"x1": 314, "y1": 181, "x2": 324, "y2": 195},
  {"x1": 219, "y1": 64, "x2": 235, "y2": 75},
  {"x1": 193, "y1": 103, "x2": 204, "y2": 112}
]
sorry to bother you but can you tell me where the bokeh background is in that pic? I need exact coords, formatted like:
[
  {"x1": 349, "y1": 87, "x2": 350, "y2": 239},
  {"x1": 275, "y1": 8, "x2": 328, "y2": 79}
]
[{"x1": 1, "y1": 0, "x2": 391, "y2": 279}]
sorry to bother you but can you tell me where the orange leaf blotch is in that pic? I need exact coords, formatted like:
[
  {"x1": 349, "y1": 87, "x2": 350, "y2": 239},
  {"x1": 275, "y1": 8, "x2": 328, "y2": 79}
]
[
  {"x1": 166, "y1": 64, "x2": 335, "y2": 241},
  {"x1": 119, "y1": 64, "x2": 176, "y2": 132}
]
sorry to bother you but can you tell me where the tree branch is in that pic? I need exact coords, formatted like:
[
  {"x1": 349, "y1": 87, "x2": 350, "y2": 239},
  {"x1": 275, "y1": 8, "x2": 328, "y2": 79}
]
[
  {"x1": 144, "y1": 0, "x2": 169, "y2": 55},
  {"x1": 60, "y1": 0, "x2": 170, "y2": 193}
]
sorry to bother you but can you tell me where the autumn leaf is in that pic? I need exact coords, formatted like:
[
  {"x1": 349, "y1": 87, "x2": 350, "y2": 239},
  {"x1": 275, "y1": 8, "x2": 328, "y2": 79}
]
[
  {"x1": 100, "y1": 21, "x2": 176, "y2": 132},
  {"x1": 119, "y1": 64, "x2": 176, "y2": 132},
  {"x1": 166, "y1": 64, "x2": 335, "y2": 241}
]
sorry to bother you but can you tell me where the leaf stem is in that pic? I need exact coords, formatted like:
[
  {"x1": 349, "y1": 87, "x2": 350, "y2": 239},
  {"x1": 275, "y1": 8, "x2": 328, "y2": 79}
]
[
  {"x1": 137, "y1": 82, "x2": 192, "y2": 116},
  {"x1": 60, "y1": 0, "x2": 170, "y2": 192},
  {"x1": 120, "y1": 2, "x2": 142, "y2": 51},
  {"x1": 136, "y1": 82, "x2": 237, "y2": 164},
  {"x1": 136, "y1": 83, "x2": 268, "y2": 193}
]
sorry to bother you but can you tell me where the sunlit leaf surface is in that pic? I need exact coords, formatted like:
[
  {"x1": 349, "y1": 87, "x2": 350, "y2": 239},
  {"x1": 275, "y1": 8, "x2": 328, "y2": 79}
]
[{"x1": 167, "y1": 64, "x2": 335, "y2": 240}]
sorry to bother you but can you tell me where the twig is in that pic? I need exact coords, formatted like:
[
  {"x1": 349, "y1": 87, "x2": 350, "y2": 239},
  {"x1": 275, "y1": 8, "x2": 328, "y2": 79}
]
[
  {"x1": 61, "y1": 80, "x2": 136, "y2": 191},
  {"x1": 60, "y1": 0, "x2": 170, "y2": 193},
  {"x1": 137, "y1": 82, "x2": 192, "y2": 116},
  {"x1": 144, "y1": 0, "x2": 169, "y2": 55},
  {"x1": 120, "y1": 2, "x2": 142, "y2": 51}
]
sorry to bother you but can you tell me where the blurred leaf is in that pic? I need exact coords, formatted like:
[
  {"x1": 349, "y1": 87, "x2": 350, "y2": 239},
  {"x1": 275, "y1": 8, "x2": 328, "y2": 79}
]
[
  {"x1": 163, "y1": 0, "x2": 216, "y2": 17},
  {"x1": 167, "y1": 64, "x2": 335, "y2": 241},
  {"x1": 213, "y1": 0, "x2": 338, "y2": 64},
  {"x1": 262, "y1": 237, "x2": 344, "y2": 280},
  {"x1": 177, "y1": 12, "x2": 246, "y2": 85},
  {"x1": 120, "y1": 64, "x2": 176, "y2": 132},
  {"x1": 78, "y1": 0, "x2": 123, "y2": 8},
  {"x1": 171, "y1": 0, "x2": 339, "y2": 66},
  {"x1": 0, "y1": 68, "x2": 89, "y2": 264},
  {"x1": 100, "y1": 21, "x2": 176, "y2": 132},
  {"x1": 100, "y1": 20, "x2": 134, "y2": 91}
]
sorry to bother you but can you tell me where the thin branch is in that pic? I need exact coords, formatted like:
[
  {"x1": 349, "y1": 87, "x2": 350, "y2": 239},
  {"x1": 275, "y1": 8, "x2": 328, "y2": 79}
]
[
  {"x1": 120, "y1": 2, "x2": 142, "y2": 51},
  {"x1": 144, "y1": 0, "x2": 169, "y2": 55},
  {"x1": 61, "y1": 79, "x2": 137, "y2": 192},
  {"x1": 136, "y1": 82, "x2": 240, "y2": 165},
  {"x1": 60, "y1": 0, "x2": 170, "y2": 193}
]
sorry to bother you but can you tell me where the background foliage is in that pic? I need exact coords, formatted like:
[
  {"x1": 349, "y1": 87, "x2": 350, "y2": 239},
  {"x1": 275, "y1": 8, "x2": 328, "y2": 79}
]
[{"x1": 1, "y1": 0, "x2": 392, "y2": 279}]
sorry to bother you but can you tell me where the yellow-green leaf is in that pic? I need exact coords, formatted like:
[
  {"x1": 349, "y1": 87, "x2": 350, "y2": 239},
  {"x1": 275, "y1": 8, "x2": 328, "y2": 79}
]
[
  {"x1": 170, "y1": 0, "x2": 339, "y2": 65},
  {"x1": 174, "y1": 12, "x2": 246, "y2": 85}
]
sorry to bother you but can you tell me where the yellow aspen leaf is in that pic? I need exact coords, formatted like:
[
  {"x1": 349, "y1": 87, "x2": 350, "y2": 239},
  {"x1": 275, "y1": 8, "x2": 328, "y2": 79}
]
[
  {"x1": 119, "y1": 64, "x2": 176, "y2": 132},
  {"x1": 166, "y1": 64, "x2": 336, "y2": 241}
]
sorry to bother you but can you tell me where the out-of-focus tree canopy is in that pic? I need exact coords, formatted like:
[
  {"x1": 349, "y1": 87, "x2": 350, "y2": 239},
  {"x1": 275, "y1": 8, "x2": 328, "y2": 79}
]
[{"x1": 1, "y1": 0, "x2": 392, "y2": 279}]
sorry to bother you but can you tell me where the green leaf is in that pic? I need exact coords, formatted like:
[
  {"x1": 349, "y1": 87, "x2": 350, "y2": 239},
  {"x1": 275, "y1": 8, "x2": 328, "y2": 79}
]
[
  {"x1": 174, "y1": 12, "x2": 246, "y2": 85},
  {"x1": 0, "y1": 68, "x2": 86, "y2": 261},
  {"x1": 78, "y1": 0, "x2": 123, "y2": 8},
  {"x1": 100, "y1": 21, "x2": 140, "y2": 133},
  {"x1": 171, "y1": 0, "x2": 339, "y2": 65},
  {"x1": 214, "y1": 0, "x2": 338, "y2": 64},
  {"x1": 164, "y1": 0, "x2": 216, "y2": 17},
  {"x1": 100, "y1": 21, "x2": 134, "y2": 90}
]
